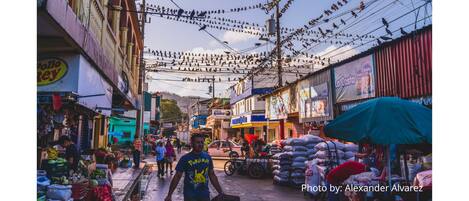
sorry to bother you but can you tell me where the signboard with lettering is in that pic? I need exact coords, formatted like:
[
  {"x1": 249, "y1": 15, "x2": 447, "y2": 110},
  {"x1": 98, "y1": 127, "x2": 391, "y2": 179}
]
[
  {"x1": 37, "y1": 55, "x2": 80, "y2": 93},
  {"x1": 211, "y1": 109, "x2": 231, "y2": 119},
  {"x1": 334, "y1": 54, "x2": 375, "y2": 103},
  {"x1": 37, "y1": 58, "x2": 68, "y2": 86}
]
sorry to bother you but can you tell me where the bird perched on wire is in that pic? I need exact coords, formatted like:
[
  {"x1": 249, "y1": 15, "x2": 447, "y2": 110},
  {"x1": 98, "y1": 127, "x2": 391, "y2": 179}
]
[
  {"x1": 177, "y1": 9, "x2": 184, "y2": 19},
  {"x1": 198, "y1": 25, "x2": 207, "y2": 31},
  {"x1": 385, "y1": 28, "x2": 393, "y2": 36},
  {"x1": 380, "y1": 36, "x2": 392, "y2": 41},
  {"x1": 400, "y1": 27, "x2": 408, "y2": 35},
  {"x1": 341, "y1": 19, "x2": 346, "y2": 25},
  {"x1": 382, "y1": 18, "x2": 389, "y2": 27}
]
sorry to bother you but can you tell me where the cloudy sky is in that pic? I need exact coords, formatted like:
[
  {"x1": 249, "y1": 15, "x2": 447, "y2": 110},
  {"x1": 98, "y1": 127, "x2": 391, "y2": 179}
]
[{"x1": 142, "y1": 0, "x2": 432, "y2": 98}]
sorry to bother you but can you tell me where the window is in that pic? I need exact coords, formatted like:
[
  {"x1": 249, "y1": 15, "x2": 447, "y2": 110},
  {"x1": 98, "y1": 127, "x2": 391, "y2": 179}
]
[
  {"x1": 268, "y1": 129, "x2": 276, "y2": 142},
  {"x1": 221, "y1": 141, "x2": 231, "y2": 148},
  {"x1": 209, "y1": 141, "x2": 220, "y2": 148}
]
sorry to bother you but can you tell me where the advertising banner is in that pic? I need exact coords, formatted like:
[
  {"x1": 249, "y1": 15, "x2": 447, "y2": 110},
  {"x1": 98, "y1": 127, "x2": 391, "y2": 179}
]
[
  {"x1": 211, "y1": 109, "x2": 231, "y2": 119},
  {"x1": 297, "y1": 79, "x2": 310, "y2": 119},
  {"x1": 334, "y1": 54, "x2": 375, "y2": 103},
  {"x1": 269, "y1": 89, "x2": 290, "y2": 120},
  {"x1": 311, "y1": 83, "x2": 330, "y2": 118}
]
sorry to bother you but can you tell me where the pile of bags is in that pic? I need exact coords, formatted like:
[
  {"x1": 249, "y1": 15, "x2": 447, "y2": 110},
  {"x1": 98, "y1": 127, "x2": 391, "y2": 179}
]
[
  {"x1": 272, "y1": 152, "x2": 292, "y2": 183},
  {"x1": 269, "y1": 144, "x2": 282, "y2": 155}
]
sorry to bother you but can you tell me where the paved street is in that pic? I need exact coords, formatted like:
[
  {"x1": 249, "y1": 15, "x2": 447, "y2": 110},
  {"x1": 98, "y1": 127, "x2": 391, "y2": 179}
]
[{"x1": 141, "y1": 155, "x2": 309, "y2": 201}]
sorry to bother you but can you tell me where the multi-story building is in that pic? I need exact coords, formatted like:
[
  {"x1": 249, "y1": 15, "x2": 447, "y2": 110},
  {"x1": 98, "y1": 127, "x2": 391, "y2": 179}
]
[
  {"x1": 229, "y1": 77, "x2": 276, "y2": 142},
  {"x1": 37, "y1": 0, "x2": 143, "y2": 150},
  {"x1": 205, "y1": 98, "x2": 235, "y2": 141}
]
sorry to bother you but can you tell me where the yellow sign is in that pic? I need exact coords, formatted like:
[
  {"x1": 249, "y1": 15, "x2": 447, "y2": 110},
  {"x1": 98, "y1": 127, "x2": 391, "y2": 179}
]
[{"x1": 37, "y1": 58, "x2": 68, "y2": 86}]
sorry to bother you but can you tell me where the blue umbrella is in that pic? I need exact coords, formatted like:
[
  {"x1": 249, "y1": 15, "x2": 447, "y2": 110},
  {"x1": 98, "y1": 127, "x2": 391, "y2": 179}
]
[
  {"x1": 325, "y1": 97, "x2": 431, "y2": 192},
  {"x1": 324, "y1": 97, "x2": 432, "y2": 145}
]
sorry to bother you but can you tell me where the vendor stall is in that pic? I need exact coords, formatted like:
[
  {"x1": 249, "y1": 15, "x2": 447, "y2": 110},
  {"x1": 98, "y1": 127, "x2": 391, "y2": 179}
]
[{"x1": 324, "y1": 97, "x2": 432, "y2": 200}]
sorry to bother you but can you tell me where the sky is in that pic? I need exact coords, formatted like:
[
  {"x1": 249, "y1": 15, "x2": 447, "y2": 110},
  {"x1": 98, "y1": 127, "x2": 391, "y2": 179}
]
[{"x1": 140, "y1": 0, "x2": 432, "y2": 98}]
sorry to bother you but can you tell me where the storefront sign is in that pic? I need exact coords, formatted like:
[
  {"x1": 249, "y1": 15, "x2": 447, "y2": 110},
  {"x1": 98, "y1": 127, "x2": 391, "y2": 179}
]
[
  {"x1": 334, "y1": 54, "x2": 375, "y2": 103},
  {"x1": 37, "y1": 58, "x2": 68, "y2": 86},
  {"x1": 37, "y1": 54, "x2": 80, "y2": 92},
  {"x1": 212, "y1": 109, "x2": 231, "y2": 119},
  {"x1": 231, "y1": 114, "x2": 267, "y2": 125},
  {"x1": 162, "y1": 123, "x2": 173, "y2": 128}
]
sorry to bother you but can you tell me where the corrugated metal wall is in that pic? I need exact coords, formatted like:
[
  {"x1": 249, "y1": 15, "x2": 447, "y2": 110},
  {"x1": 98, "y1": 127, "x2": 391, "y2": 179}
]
[{"x1": 375, "y1": 28, "x2": 432, "y2": 98}]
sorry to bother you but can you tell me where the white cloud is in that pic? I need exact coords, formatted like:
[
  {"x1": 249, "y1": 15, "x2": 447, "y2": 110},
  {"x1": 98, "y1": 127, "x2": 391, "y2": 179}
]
[
  {"x1": 222, "y1": 29, "x2": 258, "y2": 44},
  {"x1": 312, "y1": 45, "x2": 359, "y2": 70}
]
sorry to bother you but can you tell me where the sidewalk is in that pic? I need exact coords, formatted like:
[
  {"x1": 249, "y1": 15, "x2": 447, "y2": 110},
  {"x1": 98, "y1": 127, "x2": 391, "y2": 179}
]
[{"x1": 111, "y1": 160, "x2": 147, "y2": 201}]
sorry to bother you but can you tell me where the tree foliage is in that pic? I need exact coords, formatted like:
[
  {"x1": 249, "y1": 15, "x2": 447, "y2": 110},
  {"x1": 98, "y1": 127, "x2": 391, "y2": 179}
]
[{"x1": 161, "y1": 99, "x2": 183, "y2": 122}]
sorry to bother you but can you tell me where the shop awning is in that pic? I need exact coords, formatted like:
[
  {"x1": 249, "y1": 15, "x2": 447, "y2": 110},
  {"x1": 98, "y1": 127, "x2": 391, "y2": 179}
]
[{"x1": 232, "y1": 122, "x2": 281, "y2": 129}]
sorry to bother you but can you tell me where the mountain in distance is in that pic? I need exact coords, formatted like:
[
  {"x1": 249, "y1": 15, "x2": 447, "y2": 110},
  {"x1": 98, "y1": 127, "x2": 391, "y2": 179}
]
[{"x1": 157, "y1": 91, "x2": 207, "y2": 113}]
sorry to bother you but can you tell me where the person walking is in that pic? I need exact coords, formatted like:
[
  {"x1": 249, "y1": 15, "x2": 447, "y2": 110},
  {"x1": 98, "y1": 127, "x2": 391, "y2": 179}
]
[
  {"x1": 132, "y1": 136, "x2": 142, "y2": 169},
  {"x1": 175, "y1": 137, "x2": 182, "y2": 154},
  {"x1": 164, "y1": 134, "x2": 224, "y2": 201},
  {"x1": 165, "y1": 139, "x2": 176, "y2": 175},
  {"x1": 155, "y1": 142, "x2": 166, "y2": 178}
]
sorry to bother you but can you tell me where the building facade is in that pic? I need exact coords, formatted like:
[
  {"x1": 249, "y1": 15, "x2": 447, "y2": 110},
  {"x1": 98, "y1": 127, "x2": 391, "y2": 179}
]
[{"x1": 37, "y1": 0, "x2": 143, "y2": 150}]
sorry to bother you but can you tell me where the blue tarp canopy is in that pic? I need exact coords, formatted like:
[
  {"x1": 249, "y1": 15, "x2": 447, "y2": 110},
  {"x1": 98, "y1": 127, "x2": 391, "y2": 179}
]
[{"x1": 324, "y1": 97, "x2": 432, "y2": 145}]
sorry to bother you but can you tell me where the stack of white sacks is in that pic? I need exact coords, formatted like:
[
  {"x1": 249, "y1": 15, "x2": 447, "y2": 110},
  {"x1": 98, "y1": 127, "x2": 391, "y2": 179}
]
[
  {"x1": 272, "y1": 135, "x2": 359, "y2": 187},
  {"x1": 272, "y1": 152, "x2": 292, "y2": 183}
]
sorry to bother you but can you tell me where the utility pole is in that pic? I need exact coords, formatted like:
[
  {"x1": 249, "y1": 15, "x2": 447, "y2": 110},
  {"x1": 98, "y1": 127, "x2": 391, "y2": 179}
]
[
  {"x1": 276, "y1": 3, "x2": 282, "y2": 87},
  {"x1": 136, "y1": 0, "x2": 146, "y2": 139},
  {"x1": 275, "y1": 2, "x2": 285, "y2": 140},
  {"x1": 212, "y1": 75, "x2": 215, "y2": 99}
]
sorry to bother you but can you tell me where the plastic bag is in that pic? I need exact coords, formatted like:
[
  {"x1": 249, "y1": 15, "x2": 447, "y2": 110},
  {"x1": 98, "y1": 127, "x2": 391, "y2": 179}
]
[
  {"x1": 293, "y1": 156, "x2": 307, "y2": 163},
  {"x1": 301, "y1": 135, "x2": 324, "y2": 144},
  {"x1": 274, "y1": 175, "x2": 289, "y2": 182},
  {"x1": 289, "y1": 151, "x2": 308, "y2": 157},
  {"x1": 283, "y1": 146, "x2": 293, "y2": 152},
  {"x1": 344, "y1": 151, "x2": 356, "y2": 159},
  {"x1": 314, "y1": 141, "x2": 345, "y2": 151},
  {"x1": 37, "y1": 176, "x2": 50, "y2": 191},
  {"x1": 314, "y1": 150, "x2": 345, "y2": 159},
  {"x1": 413, "y1": 170, "x2": 432, "y2": 189},
  {"x1": 292, "y1": 146, "x2": 308, "y2": 152},
  {"x1": 305, "y1": 143, "x2": 318, "y2": 149},
  {"x1": 290, "y1": 138, "x2": 307, "y2": 146},
  {"x1": 292, "y1": 162, "x2": 306, "y2": 168},
  {"x1": 305, "y1": 162, "x2": 324, "y2": 196},
  {"x1": 291, "y1": 172, "x2": 305, "y2": 178},
  {"x1": 46, "y1": 184, "x2": 72, "y2": 201},
  {"x1": 344, "y1": 144, "x2": 359, "y2": 152}
]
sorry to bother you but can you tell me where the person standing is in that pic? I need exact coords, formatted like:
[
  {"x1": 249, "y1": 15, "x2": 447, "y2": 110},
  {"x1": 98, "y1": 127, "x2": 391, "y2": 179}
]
[
  {"x1": 58, "y1": 135, "x2": 80, "y2": 172},
  {"x1": 155, "y1": 142, "x2": 166, "y2": 178},
  {"x1": 132, "y1": 136, "x2": 142, "y2": 169},
  {"x1": 164, "y1": 134, "x2": 224, "y2": 201},
  {"x1": 165, "y1": 139, "x2": 176, "y2": 175}
]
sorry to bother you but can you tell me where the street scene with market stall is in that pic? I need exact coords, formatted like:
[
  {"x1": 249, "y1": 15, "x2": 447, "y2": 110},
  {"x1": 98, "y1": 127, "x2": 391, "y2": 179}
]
[{"x1": 36, "y1": 0, "x2": 432, "y2": 201}]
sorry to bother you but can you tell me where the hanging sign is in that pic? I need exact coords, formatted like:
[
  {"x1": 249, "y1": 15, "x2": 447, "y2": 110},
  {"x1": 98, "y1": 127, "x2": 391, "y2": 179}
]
[{"x1": 37, "y1": 58, "x2": 68, "y2": 86}]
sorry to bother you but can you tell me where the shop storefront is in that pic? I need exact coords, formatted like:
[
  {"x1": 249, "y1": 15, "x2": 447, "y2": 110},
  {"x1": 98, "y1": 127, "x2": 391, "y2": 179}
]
[
  {"x1": 206, "y1": 109, "x2": 232, "y2": 140},
  {"x1": 37, "y1": 54, "x2": 114, "y2": 151},
  {"x1": 231, "y1": 114, "x2": 279, "y2": 142},
  {"x1": 265, "y1": 84, "x2": 304, "y2": 141}
]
